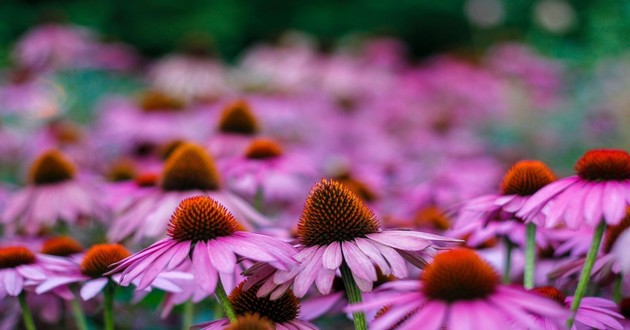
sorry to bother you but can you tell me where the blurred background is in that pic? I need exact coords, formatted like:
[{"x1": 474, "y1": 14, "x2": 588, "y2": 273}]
[
  {"x1": 2, "y1": 0, "x2": 630, "y2": 62},
  {"x1": 2, "y1": 1, "x2": 630, "y2": 329}
]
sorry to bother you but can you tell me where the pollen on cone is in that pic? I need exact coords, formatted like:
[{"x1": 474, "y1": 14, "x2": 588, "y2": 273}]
[
  {"x1": 297, "y1": 179, "x2": 380, "y2": 246},
  {"x1": 28, "y1": 150, "x2": 77, "y2": 185},
  {"x1": 500, "y1": 160, "x2": 556, "y2": 196}
]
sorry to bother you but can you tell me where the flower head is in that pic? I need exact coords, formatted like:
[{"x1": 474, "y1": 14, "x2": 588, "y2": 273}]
[
  {"x1": 195, "y1": 281, "x2": 316, "y2": 330},
  {"x1": 348, "y1": 249, "x2": 569, "y2": 330},
  {"x1": 297, "y1": 179, "x2": 379, "y2": 246},
  {"x1": 108, "y1": 142, "x2": 269, "y2": 242},
  {"x1": 421, "y1": 249, "x2": 499, "y2": 302},
  {"x1": 2, "y1": 150, "x2": 106, "y2": 235},
  {"x1": 247, "y1": 179, "x2": 459, "y2": 298},
  {"x1": 41, "y1": 236, "x2": 83, "y2": 257},
  {"x1": 80, "y1": 244, "x2": 130, "y2": 278},
  {"x1": 109, "y1": 196, "x2": 296, "y2": 295},
  {"x1": 0, "y1": 246, "x2": 46, "y2": 298},
  {"x1": 500, "y1": 160, "x2": 556, "y2": 196},
  {"x1": 28, "y1": 150, "x2": 76, "y2": 185},
  {"x1": 519, "y1": 149, "x2": 630, "y2": 228},
  {"x1": 449, "y1": 160, "x2": 556, "y2": 247},
  {"x1": 218, "y1": 100, "x2": 259, "y2": 135},
  {"x1": 160, "y1": 142, "x2": 221, "y2": 191}
]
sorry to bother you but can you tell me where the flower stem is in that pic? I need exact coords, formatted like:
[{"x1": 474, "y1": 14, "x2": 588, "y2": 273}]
[
  {"x1": 502, "y1": 238, "x2": 513, "y2": 284},
  {"x1": 568, "y1": 221, "x2": 606, "y2": 328},
  {"x1": 71, "y1": 291, "x2": 89, "y2": 330},
  {"x1": 214, "y1": 280, "x2": 237, "y2": 322},
  {"x1": 18, "y1": 292, "x2": 36, "y2": 330},
  {"x1": 614, "y1": 274, "x2": 623, "y2": 304},
  {"x1": 182, "y1": 300, "x2": 194, "y2": 330},
  {"x1": 253, "y1": 186, "x2": 265, "y2": 212},
  {"x1": 104, "y1": 281, "x2": 115, "y2": 330},
  {"x1": 341, "y1": 263, "x2": 367, "y2": 330},
  {"x1": 524, "y1": 223, "x2": 537, "y2": 289}
]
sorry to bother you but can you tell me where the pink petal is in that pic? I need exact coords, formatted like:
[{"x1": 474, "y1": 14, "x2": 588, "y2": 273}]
[
  {"x1": 354, "y1": 238, "x2": 391, "y2": 275},
  {"x1": 371, "y1": 241, "x2": 407, "y2": 278},
  {"x1": 299, "y1": 292, "x2": 343, "y2": 320},
  {"x1": 293, "y1": 247, "x2": 324, "y2": 297},
  {"x1": 519, "y1": 177, "x2": 578, "y2": 218},
  {"x1": 314, "y1": 267, "x2": 335, "y2": 295},
  {"x1": 36, "y1": 275, "x2": 84, "y2": 294},
  {"x1": 192, "y1": 242, "x2": 218, "y2": 292},
  {"x1": 583, "y1": 184, "x2": 604, "y2": 227},
  {"x1": 398, "y1": 301, "x2": 446, "y2": 330},
  {"x1": 603, "y1": 181, "x2": 626, "y2": 226},
  {"x1": 207, "y1": 240, "x2": 237, "y2": 274},
  {"x1": 322, "y1": 242, "x2": 342, "y2": 270},
  {"x1": 3, "y1": 270, "x2": 23, "y2": 296},
  {"x1": 80, "y1": 278, "x2": 108, "y2": 300},
  {"x1": 342, "y1": 241, "x2": 377, "y2": 281},
  {"x1": 365, "y1": 231, "x2": 432, "y2": 251}
]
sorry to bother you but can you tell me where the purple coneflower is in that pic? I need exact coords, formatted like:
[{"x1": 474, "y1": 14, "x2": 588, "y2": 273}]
[
  {"x1": 247, "y1": 179, "x2": 459, "y2": 330},
  {"x1": 449, "y1": 160, "x2": 557, "y2": 288},
  {"x1": 0, "y1": 246, "x2": 48, "y2": 330},
  {"x1": 221, "y1": 138, "x2": 315, "y2": 207},
  {"x1": 533, "y1": 286, "x2": 624, "y2": 330},
  {"x1": 108, "y1": 142, "x2": 269, "y2": 243},
  {"x1": 518, "y1": 149, "x2": 630, "y2": 323},
  {"x1": 348, "y1": 248, "x2": 569, "y2": 330},
  {"x1": 108, "y1": 195, "x2": 297, "y2": 321},
  {"x1": 194, "y1": 281, "x2": 317, "y2": 330},
  {"x1": 2, "y1": 150, "x2": 107, "y2": 236},
  {"x1": 207, "y1": 100, "x2": 260, "y2": 159}
]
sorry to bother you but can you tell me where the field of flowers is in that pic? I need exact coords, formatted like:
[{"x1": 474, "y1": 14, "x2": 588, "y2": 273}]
[{"x1": 2, "y1": 17, "x2": 630, "y2": 330}]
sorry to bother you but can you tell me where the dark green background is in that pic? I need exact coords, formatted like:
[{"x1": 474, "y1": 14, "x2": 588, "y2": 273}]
[{"x1": 2, "y1": 0, "x2": 630, "y2": 63}]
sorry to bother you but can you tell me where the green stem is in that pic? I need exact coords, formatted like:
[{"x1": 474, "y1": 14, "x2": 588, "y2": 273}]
[
  {"x1": 182, "y1": 300, "x2": 194, "y2": 330},
  {"x1": 524, "y1": 223, "x2": 537, "y2": 290},
  {"x1": 215, "y1": 280, "x2": 237, "y2": 322},
  {"x1": 18, "y1": 292, "x2": 36, "y2": 330},
  {"x1": 567, "y1": 221, "x2": 606, "y2": 328},
  {"x1": 340, "y1": 263, "x2": 367, "y2": 330},
  {"x1": 70, "y1": 291, "x2": 89, "y2": 330},
  {"x1": 614, "y1": 274, "x2": 623, "y2": 304},
  {"x1": 104, "y1": 281, "x2": 115, "y2": 330},
  {"x1": 253, "y1": 187, "x2": 265, "y2": 212},
  {"x1": 502, "y1": 238, "x2": 513, "y2": 284}
]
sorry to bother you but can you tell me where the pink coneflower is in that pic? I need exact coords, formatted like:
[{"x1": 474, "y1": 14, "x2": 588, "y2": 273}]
[
  {"x1": 348, "y1": 249, "x2": 569, "y2": 330},
  {"x1": 247, "y1": 179, "x2": 459, "y2": 330},
  {"x1": 207, "y1": 100, "x2": 260, "y2": 159},
  {"x1": 519, "y1": 149, "x2": 630, "y2": 228},
  {"x1": 108, "y1": 142, "x2": 269, "y2": 243},
  {"x1": 194, "y1": 281, "x2": 317, "y2": 330},
  {"x1": 260, "y1": 179, "x2": 457, "y2": 295},
  {"x1": 450, "y1": 160, "x2": 557, "y2": 242},
  {"x1": 36, "y1": 242, "x2": 182, "y2": 302},
  {"x1": 108, "y1": 196, "x2": 296, "y2": 303},
  {"x1": 1, "y1": 150, "x2": 107, "y2": 236},
  {"x1": 221, "y1": 138, "x2": 315, "y2": 206},
  {"x1": 36, "y1": 243, "x2": 131, "y2": 300},
  {"x1": 0, "y1": 246, "x2": 46, "y2": 299},
  {"x1": 533, "y1": 286, "x2": 624, "y2": 330},
  {"x1": 0, "y1": 245, "x2": 48, "y2": 330},
  {"x1": 518, "y1": 149, "x2": 630, "y2": 322},
  {"x1": 449, "y1": 160, "x2": 557, "y2": 287},
  {"x1": 12, "y1": 23, "x2": 96, "y2": 72}
]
